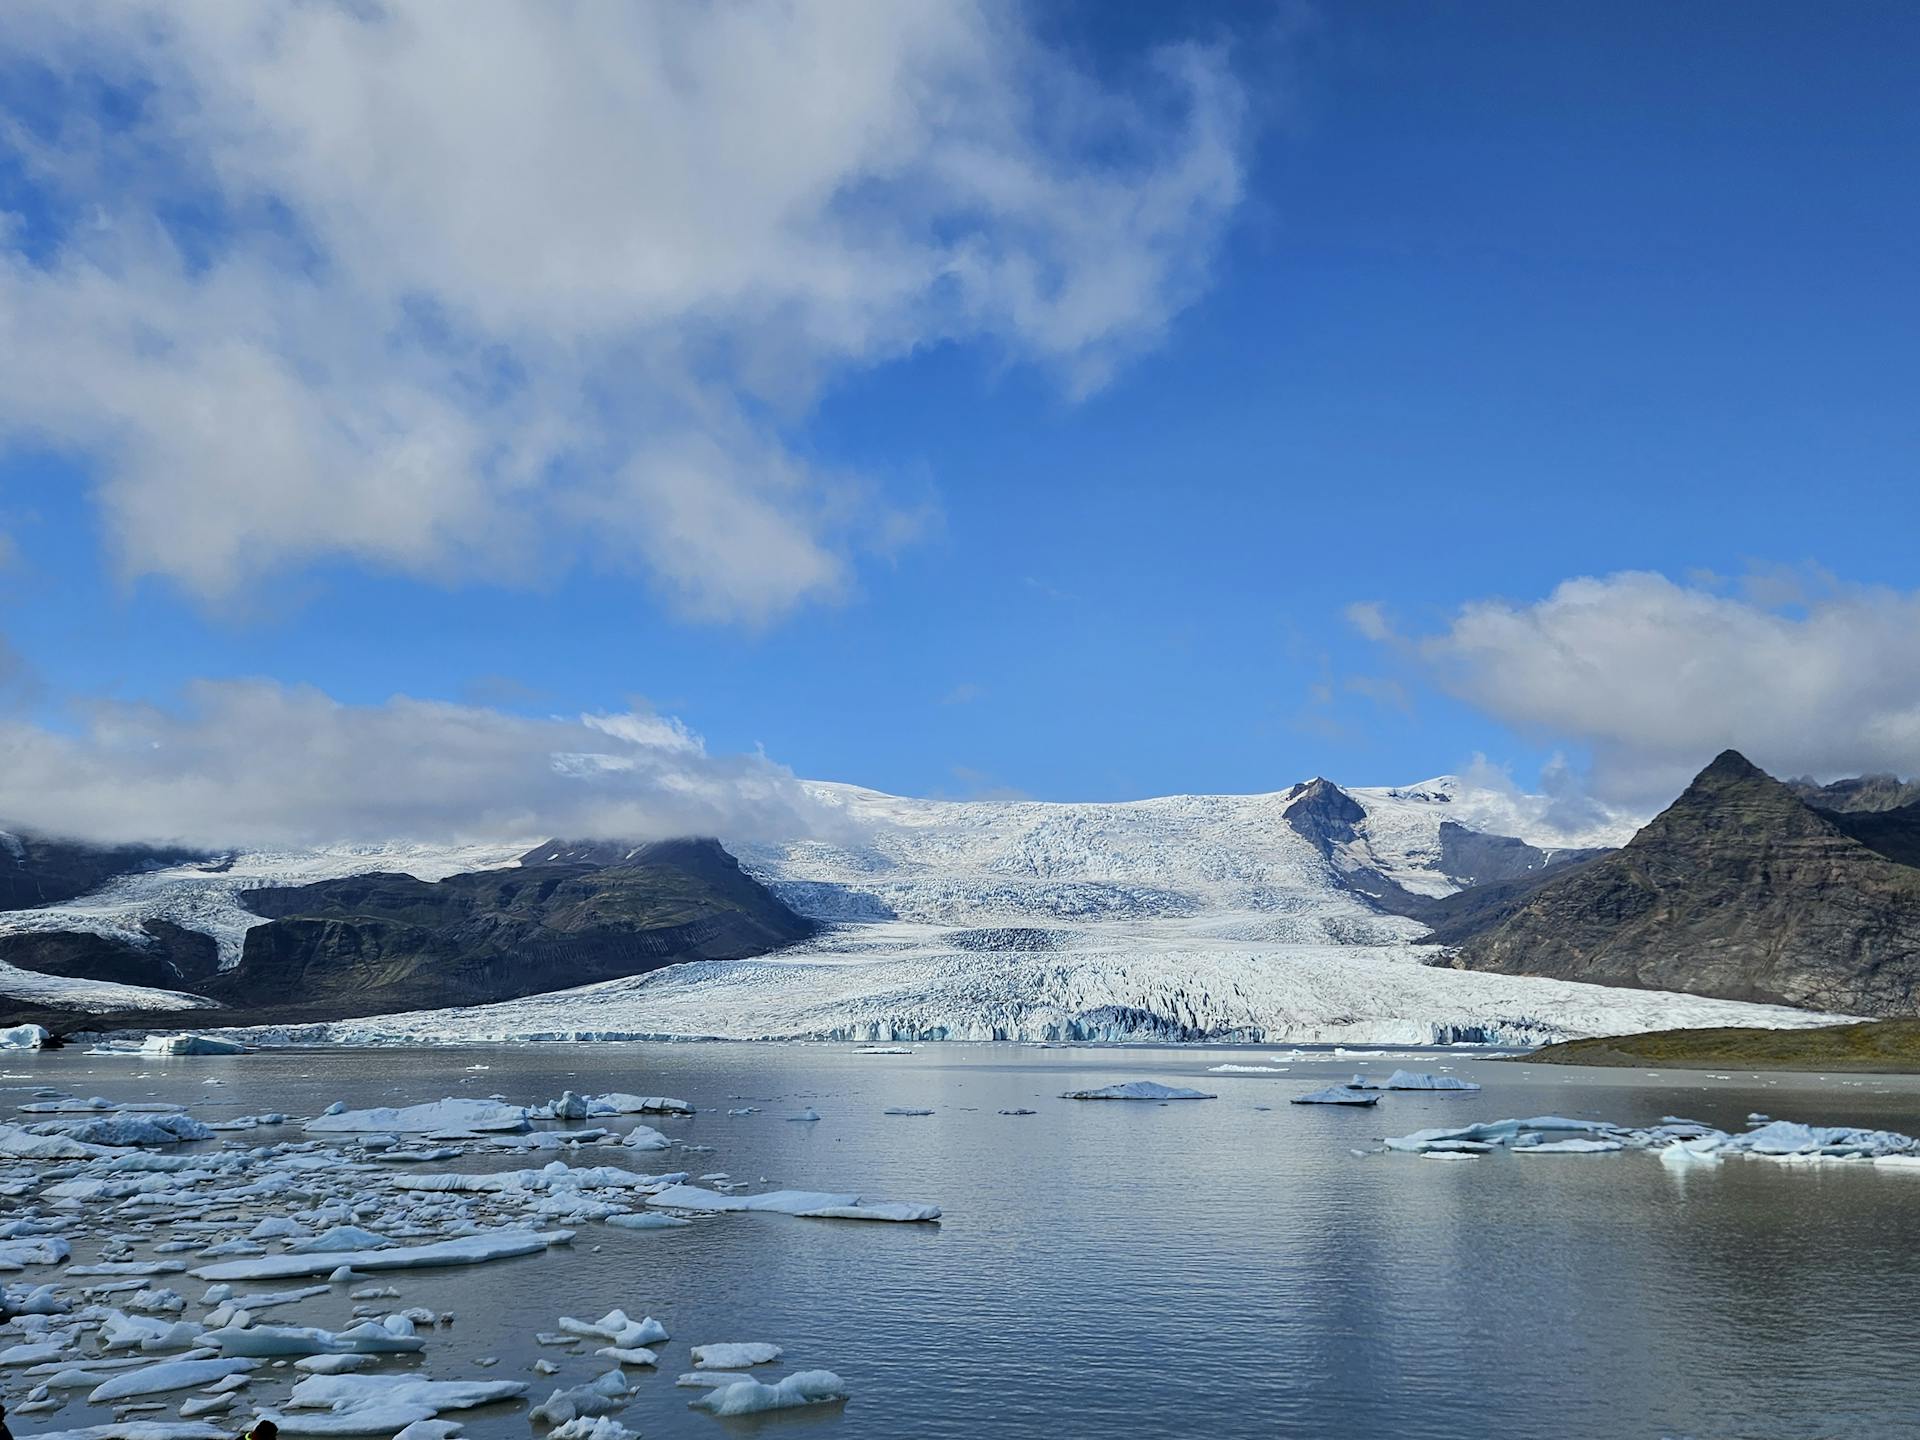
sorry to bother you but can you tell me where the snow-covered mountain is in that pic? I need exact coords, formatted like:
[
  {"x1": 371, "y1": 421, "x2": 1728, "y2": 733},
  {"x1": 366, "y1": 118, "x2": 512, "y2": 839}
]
[{"x1": 0, "y1": 773, "x2": 1845, "y2": 1043}]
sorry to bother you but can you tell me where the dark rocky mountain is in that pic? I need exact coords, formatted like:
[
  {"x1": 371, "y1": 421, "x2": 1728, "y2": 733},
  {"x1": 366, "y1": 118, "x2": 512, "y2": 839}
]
[
  {"x1": 0, "y1": 837, "x2": 815, "y2": 1030},
  {"x1": 0, "y1": 921, "x2": 220, "y2": 993},
  {"x1": 0, "y1": 834, "x2": 206, "y2": 912},
  {"x1": 1789, "y1": 773, "x2": 1920, "y2": 813},
  {"x1": 207, "y1": 838, "x2": 814, "y2": 1020},
  {"x1": 1450, "y1": 751, "x2": 1920, "y2": 1016}
]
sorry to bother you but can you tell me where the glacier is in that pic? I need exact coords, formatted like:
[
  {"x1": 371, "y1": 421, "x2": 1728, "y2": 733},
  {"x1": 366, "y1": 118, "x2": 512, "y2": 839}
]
[
  {"x1": 0, "y1": 773, "x2": 1851, "y2": 1044},
  {"x1": 282, "y1": 776, "x2": 1842, "y2": 1046}
]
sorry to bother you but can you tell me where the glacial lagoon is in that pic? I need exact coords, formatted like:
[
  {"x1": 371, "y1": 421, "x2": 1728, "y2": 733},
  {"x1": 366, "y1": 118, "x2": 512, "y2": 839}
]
[{"x1": 6, "y1": 1042, "x2": 1920, "y2": 1440}]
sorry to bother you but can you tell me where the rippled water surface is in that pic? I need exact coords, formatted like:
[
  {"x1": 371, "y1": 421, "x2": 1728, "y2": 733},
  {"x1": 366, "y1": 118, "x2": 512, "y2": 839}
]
[{"x1": 10, "y1": 1042, "x2": 1920, "y2": 1440}]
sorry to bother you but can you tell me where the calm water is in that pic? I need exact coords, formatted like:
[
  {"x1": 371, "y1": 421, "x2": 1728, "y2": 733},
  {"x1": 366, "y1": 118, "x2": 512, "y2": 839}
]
[{"x1": 9, "y1": 1043, "x2": 1920, "y2": 1440}]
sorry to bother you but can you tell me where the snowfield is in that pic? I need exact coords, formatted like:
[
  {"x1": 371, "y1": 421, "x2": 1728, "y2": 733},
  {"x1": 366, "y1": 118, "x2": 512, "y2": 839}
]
[{"x1": 0, "y1": 776, "x2": 1842, "y2": 1043}]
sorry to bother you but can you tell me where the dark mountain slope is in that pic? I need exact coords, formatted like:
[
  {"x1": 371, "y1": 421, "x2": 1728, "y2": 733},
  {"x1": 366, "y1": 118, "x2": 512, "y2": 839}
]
[
  {"x1": 1452, "y1": 751, "x2": 1920, "y2": 1015},
  {"x1": 1790, "y1": 774, "x2": 1920, "y2": 813},
  {"x1": 0, "y1": 835, "x2": 205, "y2": 912},
  {"x1": 208, "y1": 837, "x2": 814, "y2": 1018}
]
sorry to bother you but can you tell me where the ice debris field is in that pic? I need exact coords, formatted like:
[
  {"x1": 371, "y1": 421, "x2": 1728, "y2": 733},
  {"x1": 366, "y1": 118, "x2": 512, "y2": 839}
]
[{"x1": 0, "y1": 1084, "x2": 945, "y2": 1439}]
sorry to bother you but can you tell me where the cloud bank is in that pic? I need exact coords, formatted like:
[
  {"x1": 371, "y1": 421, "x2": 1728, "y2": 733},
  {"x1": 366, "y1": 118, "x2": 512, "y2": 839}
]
[
  {"x1": 0, "y1": 682, "x2": 833, "y2": 850},
  {"x1": 0, "y1": 2, "x2": 1248, "y2": 622},
  {"x1": 1359, "y1": 571, "x2": 1920, "y2": 802}
]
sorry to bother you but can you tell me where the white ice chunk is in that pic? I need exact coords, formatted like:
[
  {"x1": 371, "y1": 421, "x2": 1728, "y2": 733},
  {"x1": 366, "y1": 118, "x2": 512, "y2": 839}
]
[
  {"x1": 689, "y1": 1369, "x2": 847, "y2": 1416},
  {"x1": 138, "y1": 1035, "x2": 248, "y2": 1056},
  {"x1": 1289, "y1": 1087, "x2": 1380, "y2": 1107},
  {"x1": 1345, "y1": 1070, "x2": 1482, "y2": 1091},
  {"x1": 646, "y1": 1185, "x2": 861, "y2": 1215},
  {"x1": 1060, "y1": 1081, "x2": 1215, "y2": 1101},
  {"x1": 193, "y1": 1229, "x2": 569, "y2": 1281},
  {"x1": 797, "y1": 1203, "x2": 941, "y2": 1223},
  {"x1": 303, "y1": 1099, "x2": 529, "y2": 1135},
  {"x1": 690, "y1": 1342, "x2": 781, "y2": 1369},
  {"x1": 88, "y1": 1358, "x2": 254, "y2": 1402}
]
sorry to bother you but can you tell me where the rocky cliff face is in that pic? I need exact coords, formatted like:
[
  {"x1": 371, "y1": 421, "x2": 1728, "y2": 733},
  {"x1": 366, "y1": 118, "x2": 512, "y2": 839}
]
[
  {"x1": 1452, "y1": 751, "x2": 1920, "y2": 1016},
  {"x1": 210, "y1": 838, "x2": 815, "y2": 1019}
]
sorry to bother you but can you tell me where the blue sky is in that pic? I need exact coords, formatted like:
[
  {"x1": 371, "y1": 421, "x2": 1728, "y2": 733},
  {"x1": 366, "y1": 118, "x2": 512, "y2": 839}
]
[{"x1": 2, "y1": 2, "x2": 1918, "y2": 842}]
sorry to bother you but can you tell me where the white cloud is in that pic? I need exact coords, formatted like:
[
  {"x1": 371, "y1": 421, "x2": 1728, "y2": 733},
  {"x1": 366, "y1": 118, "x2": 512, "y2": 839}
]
[
  {"x1": 0, "y1": 681, "x2": 835, "y2": 849},
  {"x1": 0, "y1": 2, "x2": 1248, "y2": 622},
  {"x1": 1367, "y1": 571, "x2": 1920, "y2": 801}
]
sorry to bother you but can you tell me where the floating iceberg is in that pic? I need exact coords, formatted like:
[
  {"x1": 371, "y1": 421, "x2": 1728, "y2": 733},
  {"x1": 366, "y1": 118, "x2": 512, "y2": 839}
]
[
  {"x1": 528, "y1": 1371, "x2": 631, "y2": 1425},
  {"x1": 1346, "y1": 1070, "x2": 1481, "y2": 1091},
  {"x1": 691, "y1": 1342, "x2": 782, "y2": 1369},
  {"x1": 88, "y1": 1357, "x2": 255, "y2": 1402},
  {"x1": 303, "y1": 1099, "x2": 530, "y2": 1135},
  {"x1": 689, "y1": 1369, "x2": 848, "y2": 1416},
  {"x1": 558, "y1": 1310, "x2": 668, "y2": 1349},
  {"x1": 1290, "y1": 1086, "x2": 1380, "y2": 1107},
  {"x1": 647, "y1": 1185, "x2": 862, "y2": 1215},
  {"x1": 208, "y1": 1318, "x2": 425, "y2": 1357},
  {"x1": 798, "y1": 1203, "x2": 941, "y2": 1223},
  {"x1": 138, "y1": 1035, "x2": 248, "y2": 1056},
  {"x1": 0, "y1": 1024, "x2": 48, "y2": 1049},
  {"x1": 194, "y1": 1229, "x2": 569, "y2": 1281},
  {"x1": 1060, "y1": 1081, "x2": 1215, "y2": 1101}
]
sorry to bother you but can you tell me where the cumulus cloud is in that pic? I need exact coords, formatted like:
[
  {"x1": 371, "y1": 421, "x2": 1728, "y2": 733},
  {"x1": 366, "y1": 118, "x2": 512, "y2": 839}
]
[
  {"x1": 1361, "y1": 571, "x2": 1920, "y2": 802},
  {"x1": 0, "y1": 2, "x2": 1248, "y2": 622},
  {"x1": 0, "y1": 681, "x2": 836, "y2": 849}
]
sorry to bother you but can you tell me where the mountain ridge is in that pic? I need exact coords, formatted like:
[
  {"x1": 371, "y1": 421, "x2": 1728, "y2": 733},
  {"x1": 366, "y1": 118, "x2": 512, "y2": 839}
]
[{"x1": 1451, "y1": 750, "x2": 1920, "y2": 1015}]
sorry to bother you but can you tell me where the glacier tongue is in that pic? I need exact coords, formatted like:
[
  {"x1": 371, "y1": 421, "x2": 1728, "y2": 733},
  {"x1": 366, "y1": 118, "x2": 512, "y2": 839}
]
[{"x1": 277, "y1": 777, "x2": 1842, "y2": 1046}]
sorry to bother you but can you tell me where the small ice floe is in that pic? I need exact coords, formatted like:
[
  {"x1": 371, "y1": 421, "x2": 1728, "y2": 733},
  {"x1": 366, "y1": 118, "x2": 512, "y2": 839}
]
[
  {"x1": 788, "y1": 1108, "x2": 822, "y2": 1123},
  {"x1": 287, "y1": 1226, "x2": 394, "y2": 1254},
  {"x1": 690, "y1": 1342, "x2": 781, "y2": 1369},
  {"x1": 0, "y1": 1236, "x2": 73, "y2": 1269},
  {"x1": 853, "y1": 1046, "x2": 913, "y2": 1055},
  {"x1": 1289, "y1": 1087, "x2": 1380, "y2": 1107},
  {"x1": 1207, "y1": 1064, "x2": 1291, "y2": 1074},
  {"x1": 193, "y1": 1230, "x2": 570, "y2": 1282},
  {"x1": 882, "y1": 1108, "x2": 934, "y2": 1117},
  {"x1": 1345, "y1": 1070, "x2": 1481, "y2": 1092},
  {"x1": 999, "y1": 1108, "x2": 1036, "y2": 1116},
  {"x1": 1512, "y1": 1138, "x2": 1623, "y2": 1155},
  {"x1": 1660, "y1": 1138, "x2": 1724, "y2": 1166},
  {"x1": 294, "y1": 1355, "x2": 377, "y2": 1375},
  {"x1": 558, "y1": 1310, "x2": 668, "y2": 1349},
  {"x1": 620, "y1": 1126, "x2": 670, "y2": 1152},
  {"x1": 1060, "y1": 1081, "x2": 1215, "y2": 1102},
  {"x1": 0, "y1": 1024, "x2": 49, "y2": 1050},
  {"x1": 528, "y1": 1370, "x2": 631, "y2": 1425},
  {"x1": 797, "y1": 1202, "x2": 940, "y2": 1223},
  {"x1": 725, "y1": 1108, "x2": 758, "y2": 1117},
  {"x1": 549, "y1": 1418, "x2": 637, "y2": 1440},
  {"x1": 597, "y1": 1347, "x2": 658, "y2": 1367},
  {"x1": 647, "y1": 1185, "x2": 860, "y2": 1215},
  {"x1": 688, "y1": 1369, "x2": 848, "y2": 1416},
  {"x1": 207, "y1": 1316, "x2": 426, "y2": 1357},
  {"x1": 267, "y1": 1373, "x2": 528, "y2": 1435},
  {"x1": 605, "y1": 1213, "x2": 690, "y2": 1232},
  {"x1": 138, "y1": 1035, "x2": 249, "y2": 1056},
  {"x1": 303, "y1": 1100, "x2": 529, "y2": 1136},
  {"x1": 89, "y1": 1358, "x2": 256, "y2": 1402}
]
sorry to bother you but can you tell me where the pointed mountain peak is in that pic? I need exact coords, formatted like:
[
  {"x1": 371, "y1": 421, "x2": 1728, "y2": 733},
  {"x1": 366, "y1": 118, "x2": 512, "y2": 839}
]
[
  {"x1": 1284, "y1": 777, "x2": 1366, "y2": 851},
  {"x1": 1698, "y1": 749, "x2": 1766, "y2": 784}
]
